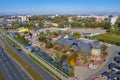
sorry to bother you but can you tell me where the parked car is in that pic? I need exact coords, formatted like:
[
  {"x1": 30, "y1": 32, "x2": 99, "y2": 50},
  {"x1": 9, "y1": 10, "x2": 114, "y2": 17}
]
[
  {"x1": 115, "y1": 66, "x2": 120, "y2": 70},
  {"x1": 114, "y1": 56, "x2": 120, "y2": 63},
  {"x1": 17, "y1": 48, "x2": 22, "y2": 51},
  {"x1": 102, "y1": 71, "x2": 110, "y2": 77},
  {"x1": 109, "y1": 63, "x2": 117, "y2": 70},
  {"x1": 92, "y1": 76, "x2": 100, "y2": 80},
  {"x1": 117, "y1": 78, "x2": 120, "y2": 80},
  {"x1": 118, "y1": 52, "x2": 120, "y2": 55}
]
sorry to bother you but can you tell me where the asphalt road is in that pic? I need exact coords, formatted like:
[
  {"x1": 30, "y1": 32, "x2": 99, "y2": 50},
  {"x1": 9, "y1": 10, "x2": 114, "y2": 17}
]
[
  {"x1": 0, "y1": 42, "x2": 32, "y2": 80},
  {"x1": 85, "y1": 45, "x2": 120, "y2": 80},
  {"x1": 0, "y1": 32, "x2": 56, "y2": 80}
]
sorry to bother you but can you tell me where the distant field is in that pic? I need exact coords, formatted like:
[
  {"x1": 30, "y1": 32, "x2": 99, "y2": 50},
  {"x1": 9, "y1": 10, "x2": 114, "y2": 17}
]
[{"x1": 93, "y1": 33, "x2": 120, "y2": 45}]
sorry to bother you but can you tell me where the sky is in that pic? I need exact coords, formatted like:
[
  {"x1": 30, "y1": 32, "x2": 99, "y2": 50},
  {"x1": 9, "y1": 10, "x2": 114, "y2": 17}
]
[{"x1": 0, "y1": 0, "x2": 120, "y2": 15}]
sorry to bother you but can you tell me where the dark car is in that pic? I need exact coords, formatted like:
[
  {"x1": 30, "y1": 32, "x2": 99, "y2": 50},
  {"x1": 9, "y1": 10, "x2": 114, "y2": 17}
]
[
  {"x1": 102, "y1": 71, "x2": 110, "y2": 77},
  {"x1": 116, "y1": 71, "x2": 120, "y2": 74},
  {"x1": 118, "y1": 52, "x2": 120, "y2": 55},
  {"x1": 115, "y1": 66, "x2": 120, "y2": 70},
  {"x1": 114, "y1": 56, "x2": 120, "y2": 63},
  {"x1": 109, "y1": 63, "x2": 117, "y2": 70},
  {"x1": 17, "y1": 48, "x2": 22, "y2": 51}
]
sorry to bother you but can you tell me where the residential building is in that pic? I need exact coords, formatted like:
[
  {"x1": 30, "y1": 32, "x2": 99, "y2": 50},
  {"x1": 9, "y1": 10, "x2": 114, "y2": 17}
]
[{"x1": 108, "y1": 16, "x2": 118, "y2": 25}]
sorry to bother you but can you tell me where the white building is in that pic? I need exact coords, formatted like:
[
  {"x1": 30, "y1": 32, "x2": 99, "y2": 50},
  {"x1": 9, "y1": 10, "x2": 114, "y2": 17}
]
[
  {"x1": 108, "y1": 16, "x2": 118, "y2": 25},
  {"x1": 18, "y1": 15, "x2": 30, "y2": 22}
]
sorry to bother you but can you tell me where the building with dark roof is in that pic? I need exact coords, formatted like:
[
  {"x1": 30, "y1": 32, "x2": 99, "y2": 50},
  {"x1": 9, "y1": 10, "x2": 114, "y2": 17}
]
[
  {"x1": 54, "y1": 37, "x2": 76, "y2": 47},
  {"x1": 72, "y1": 39, "x2": 93, "y2": 54},
  {"x1": 54, "y1": 37, "x2": 103, "y2": 54}
]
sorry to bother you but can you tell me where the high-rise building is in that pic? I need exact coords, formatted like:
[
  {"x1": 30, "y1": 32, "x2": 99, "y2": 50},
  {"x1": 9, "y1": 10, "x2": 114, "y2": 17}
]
[{"x1": 108, "y1": 16, "x2": 118, "y2": 25}]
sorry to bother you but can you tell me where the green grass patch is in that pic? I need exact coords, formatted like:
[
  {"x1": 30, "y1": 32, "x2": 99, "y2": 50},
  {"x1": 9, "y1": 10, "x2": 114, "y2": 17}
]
[
  {"x1": 29, "y1": 54, "x2": 61, "y2": 80},
  {"x1": 93, "y1": 32, "x2": 120, "y2": 45},
  {"x1": 0, "y1": 37, "x2": 43, "y2": 80}
]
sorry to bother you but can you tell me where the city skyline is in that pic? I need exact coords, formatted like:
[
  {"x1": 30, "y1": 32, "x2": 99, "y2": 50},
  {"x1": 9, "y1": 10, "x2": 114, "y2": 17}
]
[{"x1": 0, "y1": 0, "x2": 120, "y2": 15}]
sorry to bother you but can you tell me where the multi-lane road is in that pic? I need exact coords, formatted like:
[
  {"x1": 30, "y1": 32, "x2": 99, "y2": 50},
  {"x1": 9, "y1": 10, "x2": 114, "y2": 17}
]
[
  {"x1": 0, "y1": 31, "x2": 56, "y2": 80},
  {"x1": 0, "y1": 42, "x2": 32, "y2": 80}
]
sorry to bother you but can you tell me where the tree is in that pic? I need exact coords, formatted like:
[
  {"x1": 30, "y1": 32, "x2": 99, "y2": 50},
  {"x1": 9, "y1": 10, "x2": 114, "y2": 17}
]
[
  {"x1": 53, "y1": 46, "x2": 62, "y2": 51},
  {"x1": 60, "y1": 54, "x2": 67, "y2": 62},
  {"x1": 117, "y1": 22, "x2": 120, "y2": 30},
  {"x1": 45, "y1": 42, "x2": 54, "y2": 48},
  {"x1": 73, "y1": 32, "x2": 81, "y2": 39},
  {"x1": 51, "y1": 31, "x2": 58, "y2": 38},
  {"x1": 95, "y1": 21, "x2": 111, "y2": 29},
  {"x1": 2, "y1": 23, "x2": 7, "y2": 27},
  {"x1": 12, "y1": 23, "x2": 19, "y2": 29},
  {"x1": 73, "y1": 52, "x2": 78, "y2": 58},
  {"x1": 46, "y1": 30, "x2": 51, "y2": 35},
  {"x1": 39, "y1": 35, "x2": 46, "y2": 43},
  {"x1": 69, "y1": 59, "x2": 75, "y2": 66}
]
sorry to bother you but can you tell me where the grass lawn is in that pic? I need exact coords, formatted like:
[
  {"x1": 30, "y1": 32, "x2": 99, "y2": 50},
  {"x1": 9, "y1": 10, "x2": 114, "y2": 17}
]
[
  {"x1": 93, "y1": 33, "x2": 120, "y2": 45},
  {"x1": 0, "y1": 37, "x2": 43, "y2": 80},
  {"x1": 0, "y1": 72, "x2": 3, "y2": 80}
]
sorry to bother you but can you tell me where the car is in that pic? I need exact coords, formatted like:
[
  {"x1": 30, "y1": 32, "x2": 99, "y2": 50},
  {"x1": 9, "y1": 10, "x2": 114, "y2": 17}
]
[
  {"x1": 116, "y1": 71, "x2": 120, "y2": 74},
  {"x1": 108, "y1": 75, "x2": 116, "y2": 80},
  {"x1": 112, "y1": 69, "x2": 118, "y2": 73},
  {"x1": 115, "y1": 66, "x2": 120, "y2": 70},
  {"x1": 102, "y1": 71, "x2": 110, "y2": 77},
  {"x1": 92, "y1": 76, "x2": 100, "y2": 80},
  {"x1": 117, "y1": 78, "x2": 120, "y2": 80},
  {"x1": 118, "y1": 52, "x2": 120, "y2": 55},
  {"x1": 109, "y1": 63, "x2": 117, "y2": 69},
  {"x1": 17, "y1": 48, "x2": 22, "y2": 51},
  {"x1": 114, "y1": 56, "x2": 120, "y2": 63}
]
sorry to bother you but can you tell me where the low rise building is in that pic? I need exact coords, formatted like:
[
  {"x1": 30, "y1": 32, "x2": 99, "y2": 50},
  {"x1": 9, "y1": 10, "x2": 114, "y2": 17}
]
[{"x1": 54, "y1": 37, "x2": 103, "y2": 54}]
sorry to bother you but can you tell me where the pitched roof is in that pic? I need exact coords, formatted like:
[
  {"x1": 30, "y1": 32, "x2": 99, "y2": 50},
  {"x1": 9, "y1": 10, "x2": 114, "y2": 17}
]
[
  {"x1": 54, "y1": 37, "x2": 76, "y2": 47},
  {"x1": 72, "y1": 40, "x2": 93, "y2": 54}
]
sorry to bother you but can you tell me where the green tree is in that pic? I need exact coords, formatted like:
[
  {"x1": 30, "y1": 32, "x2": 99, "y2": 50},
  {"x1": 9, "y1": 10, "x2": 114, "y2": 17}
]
[
  {"x1": 46, "y1": 30, "x2": 51, "y2": 35},
  {"x1": 45, "y1": 42, "x2": 54, "y2": 48},
  {"x1": 73, "y1": 32, "x2": 81, "y2": 39},
  {"x1": 117, "y1": 22, "x2": 120, "y2": 30}
]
